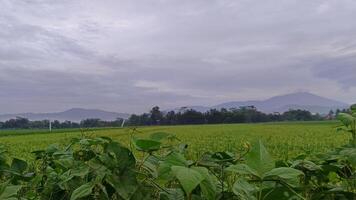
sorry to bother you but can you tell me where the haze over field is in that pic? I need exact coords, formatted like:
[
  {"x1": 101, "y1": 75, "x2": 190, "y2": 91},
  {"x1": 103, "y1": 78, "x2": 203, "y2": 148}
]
[{"x1": 1, "y1": 0, "x2": 356, "y2": 114}]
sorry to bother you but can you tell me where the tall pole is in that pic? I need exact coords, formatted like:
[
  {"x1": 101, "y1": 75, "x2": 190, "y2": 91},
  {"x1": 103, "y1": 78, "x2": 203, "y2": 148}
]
[
  {"x1": 49, "y1": 120, "x2": 52, "y2": 132},
  {"x1": 121, "y1": 119, "x2": 125, "y2": 128}
]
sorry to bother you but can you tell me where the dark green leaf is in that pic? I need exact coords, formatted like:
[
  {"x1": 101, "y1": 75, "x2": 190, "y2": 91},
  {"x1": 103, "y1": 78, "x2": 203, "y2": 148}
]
[
  {"x1": 158, "y1": 152, "x2": 188, "y2": 180},
  {"x1": 149, "y1": 132, "x2": 171, "y2": 141},
  {"x1": 225, "y1": 164, "x2": 260, "y2": 178},
  {"x1": 160, "y1": 188, "x2": 185, "y2": 200},
  {"x1": 232, "y1": 178, "x2": 257, "y2": 200},
  {"x1": 246, "y1": 140, "x2": 274, "y2": 176},
  {"x1": 132, "y1": 137, "x2": 161, "y2": 152},
  {"x1": 192, "y1": 167, "x2": 217, "y2": 200},
  {"x1": 70, "y1": 182, "x2": 94, "y2": 200},
  {"x1": 10, "y1": 158, "x2": 27, "y2": 173},
  {"x1": 263, "y1": 167, "x2": 304, "y2": 187},
  {"x1": 0, "y1": 184, "x2": 21, "y2": 200},
  {"x1": 171, "y1": 166, "x2": 204, "y2": 195}
]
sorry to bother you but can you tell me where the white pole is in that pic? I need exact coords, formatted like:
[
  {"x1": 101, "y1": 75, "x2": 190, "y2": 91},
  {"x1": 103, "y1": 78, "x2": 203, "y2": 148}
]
[
  {"x1": 121, "y1": 119, "x2": 125, "y2": 128},
  {"x1": 49, "y1": 120, "x2": 52, "y2": 132}
]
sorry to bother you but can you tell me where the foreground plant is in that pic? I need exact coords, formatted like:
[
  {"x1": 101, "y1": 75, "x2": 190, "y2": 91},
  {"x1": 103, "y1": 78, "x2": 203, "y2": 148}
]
[
  {"x1": 0, "y1": 123, "x2": 355, "y2": 199},
  {"x1": 337, "y1": 104, "x2": 356, "y2": 146}
]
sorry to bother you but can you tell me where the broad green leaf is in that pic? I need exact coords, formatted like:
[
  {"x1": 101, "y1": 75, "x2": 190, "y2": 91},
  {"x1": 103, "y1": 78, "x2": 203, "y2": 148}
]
[
  {"x1": 132, "y1": 137, "x2": 161, "y2": 152},
  {"x1": 0, "y1": 184, "x2": 21, "y2": 200},
  {"x1": 54, "y1": 158, "x2": 74, "y2": 169},
  {"x1": 105, "y1": 169, "x2": 139, "y2": 200},
  {"x1": 149, "y1": 132, "x2": 171, "y2": 141},
  {"x1": 261, "y1": 186, "x2": 299, "y2": 200},
  {"x1": 225, "y1": 164, "x2": 260, "y2": 178},
  {"x1": 337, "y1": 113, "x2": 355, "y2": 127},
  {"x1": 70, "y1": 182, "x2": 94, "y2": 200},
  {"x1": 171, "y1": 166, "x2": 204, "y2": 195},
  {"x1": 339, "y1": 148, "x2": 356, "y2": 166},
  {"x1": 263, "y1": 167, "x2": 304, "y2": 187},
  {"x1": 160, "y1": 188, "x2": 185, "y2": 200},
  {"x1": 70, "y1": 164, "x2": 90, "y2": 177},
  {"x1": 10, "y1": 158, "x2": 27, "y2": 173},
  {"x1": 106, "y1": 142, "x2": 136, "y2": 169},
  {"x1": 143, "y1": 155, "x2": 159, "y2": 178},
  {"x1": 245, "y1": 140, "x2": 274, "y2": 176},
  {"x1": 192, "y1": 167, "x2": 217, "y2": 200},
  {"x1": 232, "y1": 178, "x2": 257, "y2": 200},
  {"x1": 158, "y1": 152, "x2": 188, "y2": 180},
  {"x1": 291, "y1": 160, "x2": 321, "y2": 171}
]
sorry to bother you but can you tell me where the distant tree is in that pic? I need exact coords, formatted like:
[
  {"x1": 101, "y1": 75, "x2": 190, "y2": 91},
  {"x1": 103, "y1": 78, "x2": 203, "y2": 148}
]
[
  {"x1": 3, "y1": 117, "x2": 30, "y2": 129},
  {"x1": 150, "y1": 106, "x2": 163, "y2": 125},
  {"x1": 205, "y1": 109, "x2": 225, "y2": 124},
  {"x1": 81, "y1": 118, "x2": 102, "y2": 128},
  {"x1": 282, "y1": 110, "x2": 313, "y2": 121},
  {"x1": 164, "y1": 111, "x2": 177, "y2": 125},
  {"x1": 178, "y1": 109, "x2": 205, "y2": 124}
]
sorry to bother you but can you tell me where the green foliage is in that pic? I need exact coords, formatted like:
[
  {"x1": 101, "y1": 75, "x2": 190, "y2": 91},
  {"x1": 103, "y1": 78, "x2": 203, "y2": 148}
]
[
  {"x1": 0, "y1": 127, "x2": 355, "y2": 199},
  {"x1": 245, "y1": 140, "x2": 275, "y2": 176},
  {"x1": 337, "y1": 104, "x2": 356, "y2": 146}
]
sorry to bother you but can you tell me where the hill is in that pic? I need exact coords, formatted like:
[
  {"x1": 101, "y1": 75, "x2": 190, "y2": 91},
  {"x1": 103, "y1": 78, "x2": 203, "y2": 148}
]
[
  {"x1": 0, "y1": 108, "x2": 130, "y2": 122},
  {"x1": 173, "y1": 92, "x2": 349, "y2": 114}
]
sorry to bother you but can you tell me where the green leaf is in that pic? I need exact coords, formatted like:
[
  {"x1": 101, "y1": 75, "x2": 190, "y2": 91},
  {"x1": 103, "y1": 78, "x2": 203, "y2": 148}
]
[
  {"x1": 351, "y1": 104, "x2": 356, "y2": 114},
  {"x1": 232, "y1": 178, "x2": 257, "y2": 200},
  {"x1": 106, "y1": 141, "x2": 136, "y2": 169},
  {"x1": 132, "y1": 137, "x2": 161, "y2": 152},
  {"x1": 160, "y1": 188, "x2": 185, "y2": 200},
  {"x1": 0, "y1": 184, "x2": 21, "y2": 200},
  {"x1": 70, "y1": 182, "x2": 94, "y2": 200},
  {"x1": 143, "y1": 155, "x2": 159, "y2": 178},
  {"x1": 339, "y1": 148, "x2": 356, "y2": 166},
  {"x1": 225, "y1": 164, "x2": 260, "y2": 178},
  {"x1": 10, "y1": 158, "x2": 27, "y2": 173},
  {"x1": 291, "y1": 160, "x2": 321, "y2": 171},
  {"x1": 263, "y1": 167, "x2": 304, "y2": 187},
  {"x1": 54, "y1": 158, "x2": 74, "y2": 169},
  {"x1": 171, "y1": 166, "x2": 204, "y2": 195},
  {"x1": 337, "y1": 113, "x2": 355, "y2": 128},
  {"x1": 105, "y1": 169, "x2": 139, "y2": 200},
  {"x1": 149, "y1": 132, "x2": 171, "y2": 141},
  {"x1": 70, "y1": 164, "x2": 90, "y2": 177},
  {"x1": 192, "y1": 167, "x2": 217, "y2": 200},
  {"x1": 158, "y1": 152, "x2": 188, "y2": 180},
  {"x1": 245, "y1": 140, "x2": 274, "y2": 176}
]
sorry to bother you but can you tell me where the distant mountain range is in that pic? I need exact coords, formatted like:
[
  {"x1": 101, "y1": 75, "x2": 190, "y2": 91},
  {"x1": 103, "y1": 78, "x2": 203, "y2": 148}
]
[
  {"x1": 169, "y1": 92, "x2": 349, "y2": 114},
  {"x1": 0, "y1": 108, "x2": 130, "y2": 122},
  {"x1": 0, "y1": 92, "x2": 350, "y2": 122}
]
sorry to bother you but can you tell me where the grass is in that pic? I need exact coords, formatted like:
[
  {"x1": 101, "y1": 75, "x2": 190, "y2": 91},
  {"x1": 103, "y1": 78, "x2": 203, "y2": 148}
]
[{"x1": 0, "y1": 121, "x2": 350, "y2": 160}]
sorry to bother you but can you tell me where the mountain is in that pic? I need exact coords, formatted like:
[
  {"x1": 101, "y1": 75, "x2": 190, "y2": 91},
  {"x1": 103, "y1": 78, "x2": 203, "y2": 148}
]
[
  {"x1": 171, "y1": 92, "x2": 349, "y2": 114},
  {"x1": 0, "y1": 108, "x2": 130, "y2": 122}
]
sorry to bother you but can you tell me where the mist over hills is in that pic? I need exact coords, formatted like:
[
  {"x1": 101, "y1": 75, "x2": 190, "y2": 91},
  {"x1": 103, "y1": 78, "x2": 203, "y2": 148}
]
[
  {"x1": 170, "y1": 92, "x2": 349, "y2": 114},
  {"x1": 0, "y1": 92, "x2": 349, "y2": 122},
  {"x1": 0, "y1": 108, "x2": 130, "y2": 122}
]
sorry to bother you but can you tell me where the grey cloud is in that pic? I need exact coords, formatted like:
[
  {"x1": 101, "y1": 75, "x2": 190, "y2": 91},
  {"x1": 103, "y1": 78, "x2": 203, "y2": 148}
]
[
  {"x1": 1, "y1": 0, "x2": 356, "y2": 114},
  {"x1": 309, "y1": 54, "x2": 356, "y2": 88}
]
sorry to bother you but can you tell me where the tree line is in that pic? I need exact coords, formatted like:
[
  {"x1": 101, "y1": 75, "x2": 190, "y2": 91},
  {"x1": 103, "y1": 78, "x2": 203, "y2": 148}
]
[
  {"x1": 127, "y1": 106, "x2": 334, "y2": 126},
  {"x1": 0, "y1": 106, "x2": 347, "y2": 129},
  {"x1": 0, "y1": 117, "x2": 124, "y2": 129}
]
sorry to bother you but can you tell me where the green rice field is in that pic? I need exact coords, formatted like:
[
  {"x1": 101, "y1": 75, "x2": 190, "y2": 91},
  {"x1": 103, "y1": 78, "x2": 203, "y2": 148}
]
[{"x1": 0, "y1": 121, "x2": 350, "y2": 160}]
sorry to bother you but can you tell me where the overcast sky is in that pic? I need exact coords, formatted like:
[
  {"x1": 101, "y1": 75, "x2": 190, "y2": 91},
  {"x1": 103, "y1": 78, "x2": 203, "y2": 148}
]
[{"x1": 1, "y1": 0, "x2": 356, "y2": 114}]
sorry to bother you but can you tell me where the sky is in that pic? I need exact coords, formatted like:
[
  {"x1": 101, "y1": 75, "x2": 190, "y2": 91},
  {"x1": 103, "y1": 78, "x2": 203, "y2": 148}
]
[{"x1": 1, "y1": 0, "x2": 356, "y2": 114}]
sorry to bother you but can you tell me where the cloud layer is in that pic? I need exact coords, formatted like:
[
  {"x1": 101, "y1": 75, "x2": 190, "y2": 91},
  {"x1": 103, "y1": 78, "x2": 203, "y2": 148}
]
[{"x1": 1, "y1": 0, "x2": 356, "y2": 113}]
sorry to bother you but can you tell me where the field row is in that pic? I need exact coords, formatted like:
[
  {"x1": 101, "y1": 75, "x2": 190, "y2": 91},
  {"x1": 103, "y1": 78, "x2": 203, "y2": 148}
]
[{"x1": 0, "y1": 121, "x2": 349, "y2": 160}]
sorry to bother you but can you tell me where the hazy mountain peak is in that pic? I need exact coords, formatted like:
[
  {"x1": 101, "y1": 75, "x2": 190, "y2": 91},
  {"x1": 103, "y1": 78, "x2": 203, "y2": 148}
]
[
  {"x1": 0, "y1": 108, "x2": 130, "y2": 122},
  {"x1": 175, "y1": 92, "x2": 348, "y2": 114}
]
